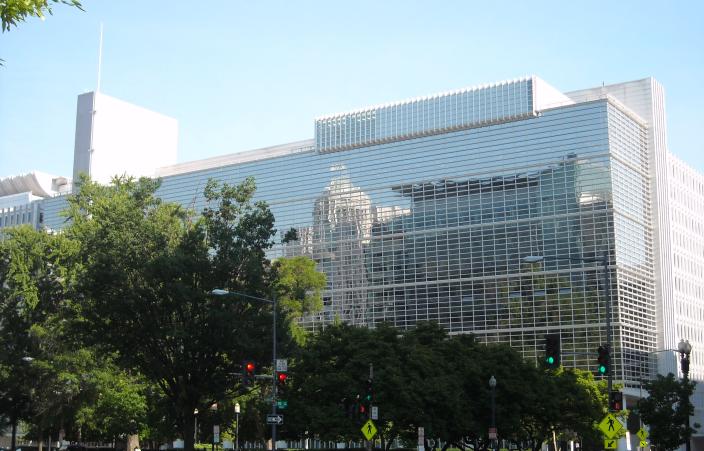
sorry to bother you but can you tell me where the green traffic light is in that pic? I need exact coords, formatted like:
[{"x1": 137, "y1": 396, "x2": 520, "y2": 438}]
[
  {"x1": 599, "y1": 365, "x2": 607, "y2": 374},
  {"x1": 547, "y1": 356, "x2": 555, "y2": 365}
]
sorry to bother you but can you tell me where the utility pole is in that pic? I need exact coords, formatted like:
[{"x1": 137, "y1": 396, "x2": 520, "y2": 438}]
[
  {"x1": 271, "y1": 296, "x2": 278, "y2": 451},
  {"x1": 367, "y1": 363, "x2": 373, "y2": 451},
  {"x1": 602, "y1": 249, "x2": 613, "y2": 410}
]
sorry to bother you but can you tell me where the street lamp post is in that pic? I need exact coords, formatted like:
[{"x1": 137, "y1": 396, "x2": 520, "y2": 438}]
[
  {"x1": 523, "y1": 250, "x2": 613, "y2": 408},
  {"x1": 489, "y1": 375, "x2": 497, "y2": 451},
  {"x1": 678, "y1": 339, "x2": 693, "y2": 451},
  {"x1": 210, "y1": 289, "x2": 278, "y2": 451},
  {"x1": 194, "y1": 408, "x2": 199, "y2": 445},
  {"x1": 210, "y1": 402, "x2": 218, "y2": 451},
  {"x1": 235, "y1": 402, "x2": 241, "y2": 451}
]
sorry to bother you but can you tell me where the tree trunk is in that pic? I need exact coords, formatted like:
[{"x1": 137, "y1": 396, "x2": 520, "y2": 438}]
[
  {"x1": 184, "y1": 413, "x2": 196, "y2": 451},
  {"x1": 10, "y1": 415, "x2": 17, "y2": 451},
  {"x1": 126, "y1": 434, "x2": 140, "y2": 451}
]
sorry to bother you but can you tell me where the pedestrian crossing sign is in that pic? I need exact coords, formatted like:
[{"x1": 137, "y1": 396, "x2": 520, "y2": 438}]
[
  {"x1": 598, "y1": 413, "x2": 623, "y2": 439},
  {"x1": 361, "y1": 419, "x2": 378, "y2": 440}
]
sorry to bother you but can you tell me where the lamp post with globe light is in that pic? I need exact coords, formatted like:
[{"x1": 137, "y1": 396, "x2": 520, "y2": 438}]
[
  {"x1": 678, "y1": 339, "x2": 693, "y2": 451},
  {"x1": 235, "y1": 402, "x2": 241, "y2": 451},
  {"x1": 194, "y1": 408, "x2": 199, "y2": 444},
  {"x1": 489, "y1": 375, "x2": 497, "y2": 451},
  {"x1": 210, "y1": 402, "x2": 218, "y2": 451}
]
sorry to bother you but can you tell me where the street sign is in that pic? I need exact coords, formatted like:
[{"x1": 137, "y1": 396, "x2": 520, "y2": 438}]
[
  {"x1": 276, "y1": 359, "x2": 288, "y2": 372},
  {"x1": 418, "y1": 427, "x2": 424, "y2": 446},
  {"x1": 277, "y1": 400, "x2": 288, "y2": 409},
  {"x1": 637, "y1": 428, "x2": 648, "y2": 441},
  {"x1": 488, "y1": 427, "x2": 497, "y2": 440},
  {"x1": 604, "y1": 439, "x2": 617, "y2": 449},
  {"x1": 598, "y1": 413, "x2": 623, "y2": 439},
  {"x1": 266, "y1": 414, "x2": 284, "y2": 425},
  {"x1": 371, "y1": 406, "x2": 379, "y2": 420},
  {"x1": 639, "y1": 441, "x2": 648, "y2": 448},
  {"x1": 361, "y1": 419, "x2": 378, "y2": 440},
  {"x1": 213, "y1": 425, "x2": 220, "y2": 443}
]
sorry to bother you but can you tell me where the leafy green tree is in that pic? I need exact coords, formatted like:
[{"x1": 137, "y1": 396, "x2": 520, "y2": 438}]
[
  {"x1": 637, "y1": 373, "x2": 699, "y2": 451},
  {"x1": 0, "y1": 0, "x2": 83, "y2": 32},
  {"x1": 74, "y1": 359, "x2": 148, "y2": 442},
  {"x1": 553, "y1": 368, "x2": 606, "y2": 450},
  {"x1": 272, "y1": 256, "x2": 326, "y2": 345},
  {"x1": 394, "y1": 323, "x2": 471, "y2": 451},
  {"x1": 65, "y1": 175, "x2": 322, "y2": 451},
  {"x1": 0, "y1": 224, "x2": 148, "y2": 449},
  {"x1": 283, "y1": 323, "x2": 373, "y2": 441},
  {"x1": 0, "y1": 225, "x2": 77, "y2": 450},
  {"x1": 284, "y1": 319, "x2": 609, "y2": 451}
]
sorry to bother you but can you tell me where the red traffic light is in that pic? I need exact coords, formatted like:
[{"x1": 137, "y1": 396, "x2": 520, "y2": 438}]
[
  {"x1": 245, "y1": 362, "x2": 255, "y2": 373},
  {"x1": 278, "y1": 373, "x2": 288, "y2": 382}
]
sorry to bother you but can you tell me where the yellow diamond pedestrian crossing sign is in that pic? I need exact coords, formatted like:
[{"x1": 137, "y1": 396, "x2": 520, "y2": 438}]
[
  {"x1": 637, "y1": 428, "x2": 648, "y2": 441},
  {"x1": 361, "y1": 419, "x2": 377, "y2": 440},
  {"x1": 604, "y1": 439, "x2": 617, "y2": 449},
  {"x1": 598, "y1": 413, "x2": 623, "y2": 439}
]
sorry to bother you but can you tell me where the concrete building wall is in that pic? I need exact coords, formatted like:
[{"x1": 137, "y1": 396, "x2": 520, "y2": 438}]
[{"x1": 72, "y1": 91, "x2": 178, "y2": 185}]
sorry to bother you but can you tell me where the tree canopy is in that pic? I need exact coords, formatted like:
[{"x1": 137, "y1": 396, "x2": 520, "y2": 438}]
[
  {"x1": 282, "y1": 322, "x2": 607, "y2": 450},
  {"x1": 0, "y1": 0, "x2": 83, "y2": 32},
  {"x1": 637, "y1": 373, "x2": 699, "y2": 451},
  {"x1": 62, "y1": 175, "x2": 324, "y2": 451}
]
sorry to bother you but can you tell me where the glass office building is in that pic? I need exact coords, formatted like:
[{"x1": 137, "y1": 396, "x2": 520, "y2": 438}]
[
  {"x1": 149, "y1": 76, "x2": 659, "y2": 388},
  {"x1": 5, "y1": 77, "x2": 700, "y2": 405}
]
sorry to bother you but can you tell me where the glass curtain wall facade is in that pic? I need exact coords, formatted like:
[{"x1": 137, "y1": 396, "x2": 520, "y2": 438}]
[{"x1": 155, "y1": 77, "x2": 656, "y2": 387}]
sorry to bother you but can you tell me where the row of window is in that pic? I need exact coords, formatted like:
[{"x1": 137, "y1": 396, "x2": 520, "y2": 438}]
[{"x1": 316, "y1": 79, "x2": 533, "y2": 152}]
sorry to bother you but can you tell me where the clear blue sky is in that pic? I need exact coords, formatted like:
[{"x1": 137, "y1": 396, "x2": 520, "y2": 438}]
[{"x1": 1, "y1": 0, "x2": 703, "y2": 178}]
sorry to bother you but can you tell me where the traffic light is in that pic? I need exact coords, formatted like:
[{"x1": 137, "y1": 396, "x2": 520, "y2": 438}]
[
  {"x1": 544, "y1": 334, "x2": 561, "y2": 368},
  {"x1": 364, "y1": 378, "x2": 373, "y2": 406},
  {"x1": 610, "y1": 390, "x2": 623, "y2": 411},
  {"x1": 242, "y1": 360, "x2": 256, "y2": 387},
  {"x1": 277, "y1": 371, "x2": 288, "y2": 390},
  {"x1": 358, "y1": 403, "x2": 366, "y2": 418},
  {"x1": 597, "y1": 345, "x2": 610, "y2": 375}
]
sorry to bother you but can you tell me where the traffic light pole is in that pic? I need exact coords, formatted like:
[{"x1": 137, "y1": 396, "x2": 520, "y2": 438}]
[
  {"x1": 602, "y1": 250, "x2": 613, "y2": 411},
  {"x1": 367, "y1": 363, "x2": 373, "y2": 451},
  {"x1": 272, "y1": 296, "x2": 278, "y2": 451}
]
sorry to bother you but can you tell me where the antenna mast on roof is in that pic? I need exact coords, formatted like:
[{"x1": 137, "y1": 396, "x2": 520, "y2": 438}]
[
  {"x1": 96, "y1": 22, "x2": 103, "y2": 93},
  {"x1": 87, "y1": 23, "x2": 103, "y2": 179}
]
